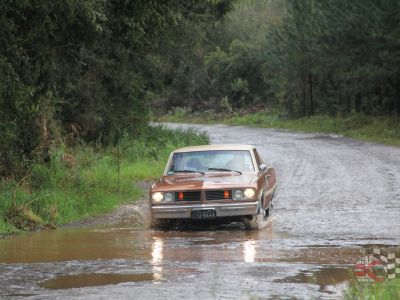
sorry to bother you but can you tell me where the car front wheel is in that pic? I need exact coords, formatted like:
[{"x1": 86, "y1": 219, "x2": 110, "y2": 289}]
[
  {"x1": 150, "y1": 217, "x2": 171, "y2": 229},
  {"x1": 243, "y1": 213, "x2": 264, "y2": 229},
  {"x1": 243, "y1": 202, "x2": 272, "y2": 230}
]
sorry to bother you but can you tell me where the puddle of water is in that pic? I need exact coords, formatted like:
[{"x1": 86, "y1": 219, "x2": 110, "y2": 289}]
[
  {"x1": 39, "y1": 273, "x2": 155, "y2": 290},
  {"x1": 0, "y1": 224, "x2": 294, "y2": 264},
  {"x1": 273, "y1": 266, "x2": 354, "y2": 291},
  {"x1": 0, "y1": 228, "x2": 150, "y2": 263}
]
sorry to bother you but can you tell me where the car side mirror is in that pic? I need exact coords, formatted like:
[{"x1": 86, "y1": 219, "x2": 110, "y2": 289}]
[{"x1": 259, "y1": 163, "x2": 267, "y2": 172}]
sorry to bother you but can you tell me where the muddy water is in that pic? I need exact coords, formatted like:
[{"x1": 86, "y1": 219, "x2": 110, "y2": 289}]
[
  {"x1": 0, "y1": 225, "x2": 361, "y2": 299},
  {"x1": 1, "y1": 123, "x2": 399, "y2": 299}
]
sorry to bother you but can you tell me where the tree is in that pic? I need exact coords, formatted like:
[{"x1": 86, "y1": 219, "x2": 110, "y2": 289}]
[{"x1": 0, "y1": 0, "x2": 230, "y2": 176}]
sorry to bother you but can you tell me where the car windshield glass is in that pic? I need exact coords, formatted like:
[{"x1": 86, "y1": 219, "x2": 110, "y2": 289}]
[{"x1": 167, "y1": 150, "x2": 254, "y2": 174}]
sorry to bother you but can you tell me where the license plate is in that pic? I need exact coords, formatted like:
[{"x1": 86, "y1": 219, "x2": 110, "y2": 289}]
[{"x1": 192, "y1": 209, "x2": 216, "y2": 220}]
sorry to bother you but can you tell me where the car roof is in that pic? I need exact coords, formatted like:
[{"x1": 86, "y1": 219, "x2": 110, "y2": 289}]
[{"x1": 173, "y1": 144, "x2": 256, "y2": 153}]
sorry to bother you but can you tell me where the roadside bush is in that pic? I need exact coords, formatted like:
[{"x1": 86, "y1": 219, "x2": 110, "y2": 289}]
[
  {"x1": 31, "y1": 164, "x2": 54, "y2": 190},
  {"x1": 345, "y1": 279, "x2": 400, "y2": 299},
  {"x1": 0, "y1": 126, "x2": 209, "y2": 234},
  {"x1": 171, "y1": 107, "x2": 191, "y2": 119}
]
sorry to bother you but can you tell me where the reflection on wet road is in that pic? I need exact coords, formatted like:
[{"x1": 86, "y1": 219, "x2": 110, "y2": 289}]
[
  {"x1": 243, "y1": 240, "x2": 256, "y2": 263},
  {"x1": 151, "y1": 237, "x2": 163, "y2": 281},
  {"x1": 39, "y1": 273, "x2": 156, "y2": 290},
  {"x1": 0, "y1": 226, "x2": 361, "y2": 299},
  {"x1": 1, "y1": 123, "x2": 399, "y2": 299}
]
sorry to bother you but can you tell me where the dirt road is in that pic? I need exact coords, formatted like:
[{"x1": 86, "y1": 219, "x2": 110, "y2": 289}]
[{"x1": 0, "y1": 123, "x2": 399, "y2": 299}]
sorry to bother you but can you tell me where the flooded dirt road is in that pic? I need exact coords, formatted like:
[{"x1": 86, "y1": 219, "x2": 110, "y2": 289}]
[{"x1": 1, "y1": 123, "x2": 399, "y2": 299}]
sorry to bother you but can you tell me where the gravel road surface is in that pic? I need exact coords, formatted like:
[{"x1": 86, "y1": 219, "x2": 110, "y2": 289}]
[{"x1": 0, "y1": 123, "x2": 399, "y2": 299}]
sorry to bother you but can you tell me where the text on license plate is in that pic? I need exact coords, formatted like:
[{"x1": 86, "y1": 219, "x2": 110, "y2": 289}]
[{"x1": 192, "y1": 209, "x2": 216, "y2": 220}]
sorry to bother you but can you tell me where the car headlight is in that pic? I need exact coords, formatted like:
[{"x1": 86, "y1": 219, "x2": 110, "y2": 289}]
[
  {"x1": 233, "y1": 188, "x2": 256, "y2": 200},
  {"x1": 233, "y1": 189, "x2": 244, "y2": 200},
  {"x1": 152, "y1": 192, "x2": 164, "y2": 203},
  {"x1": 164, "y1": 192, "x2": 173, "y2": 202},
  {"x1": 244, "y1": 188, "x2": 256, "y2": 199}
]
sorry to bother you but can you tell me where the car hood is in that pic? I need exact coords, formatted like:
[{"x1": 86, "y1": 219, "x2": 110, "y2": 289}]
[{"x1": 152, "y1": 173, "x2": 258, "y2": 191}]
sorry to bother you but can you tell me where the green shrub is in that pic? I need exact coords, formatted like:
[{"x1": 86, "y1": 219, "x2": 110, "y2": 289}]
[
  {"x1": 345, "y1": 279, "x2": 400, "y2": 300},
  {"x1": 31, "y1": 164, "x2": 54, "y2": 190},
  {"x1": 0, "y1": 125, "x2": 209, "y2": 234},
  {"x1": 172, "y1": 107, "x2": 191, "y2": 119}
]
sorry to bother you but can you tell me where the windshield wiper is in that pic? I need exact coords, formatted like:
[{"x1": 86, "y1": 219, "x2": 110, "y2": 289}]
[
  {"x1": 208, "y1": 167, "x2": 242, "y2": 174},
  {"x1": 172, "y1": 169, "x2": 205, "y2": 175}
]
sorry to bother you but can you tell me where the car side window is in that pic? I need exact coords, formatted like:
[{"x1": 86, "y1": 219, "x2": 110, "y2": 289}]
[{"x1": 253, "y1": 149, "x2": 263, "y2": 166}]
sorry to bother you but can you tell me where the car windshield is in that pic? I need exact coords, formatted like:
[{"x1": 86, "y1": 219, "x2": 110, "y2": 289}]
[{"x1": 167, "y1": 150, "x2": 255, "y2": 174}]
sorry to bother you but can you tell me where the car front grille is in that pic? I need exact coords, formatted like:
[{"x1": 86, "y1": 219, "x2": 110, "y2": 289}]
[
  {"x1": 175, "y1": 191, "x2": 201, "y2": 201},
  {"x1": 205, "y1": 190, "x2": 231, "y2": 200}
]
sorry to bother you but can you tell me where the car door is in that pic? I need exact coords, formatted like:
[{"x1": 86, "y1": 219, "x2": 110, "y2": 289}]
[
  {"x1": 265, "y1": 167, "x2": 276, "y2": 207},
  {"x1": 254, "y1": 149, "x2": 276, "y2": 209}
]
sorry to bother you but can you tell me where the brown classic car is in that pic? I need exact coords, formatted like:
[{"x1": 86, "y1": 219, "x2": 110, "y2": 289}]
[{"x1": 149, "y1": 144, "x2": 277, "y2": 228}]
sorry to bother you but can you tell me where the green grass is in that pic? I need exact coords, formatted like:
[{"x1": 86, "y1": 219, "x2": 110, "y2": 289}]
[
  {"x1": 345, "y1": 279, "x2": 400, "y2": 299},
  {"x1": 157, "y1": 110, "x2": 400, "y2": 147},
  {"x1": 0, "y1": 125, "x2": 208, "y2": 235}
]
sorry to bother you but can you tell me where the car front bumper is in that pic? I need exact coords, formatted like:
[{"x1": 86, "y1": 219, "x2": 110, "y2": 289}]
[{"x1": 151, "y1": 201, "x2": 259, "y2": 219}]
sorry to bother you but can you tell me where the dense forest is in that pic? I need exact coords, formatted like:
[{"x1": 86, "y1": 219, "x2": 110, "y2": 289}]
[
  {"x1": 1, "y1": 0, "x2": 399, "y2": 178},
  {"x1": 0, "y1": 0, "x2": 230, "y2": 177},
  {"x1": 156, "y1": 0, "x2": 400, "y2": 118}
]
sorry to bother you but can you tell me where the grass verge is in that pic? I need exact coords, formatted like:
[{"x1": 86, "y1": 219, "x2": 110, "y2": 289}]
[
  {"x1": 157, "y1": 110, "x2": 400, "y2": 147},
  {"x1": 345, "y1": 279, "x2": 400, "y2": 299},
  {"x1": 0, "y1": 125, "x2": 209, "y2": 236}
]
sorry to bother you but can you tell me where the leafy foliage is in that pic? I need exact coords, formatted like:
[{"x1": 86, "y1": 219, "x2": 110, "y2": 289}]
[
  {"x1": 156, "y1": 0, "x2": 400, "y2": 119},
  {"x1": 265, "y1": 0, "x2": 400, "y2": 117},
  {"x1": 0, "y1": 126, "x2": 208, "y2": 233},
  {"x1": 345, "y1": 279, "x2": 400, "y2": 300},
  {"x1": 0, "y1": 0, "x2": 229, "y2": 177},
  {"x1": 2, "y1": 0, "x2": 398, "y2": 177}
]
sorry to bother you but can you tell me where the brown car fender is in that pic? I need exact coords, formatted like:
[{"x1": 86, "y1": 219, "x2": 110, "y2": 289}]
[{"x1": 257, "y1": 190, "x2": 265, "y2": 213}]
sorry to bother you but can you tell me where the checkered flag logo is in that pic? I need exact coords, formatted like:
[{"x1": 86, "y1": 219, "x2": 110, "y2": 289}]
[
  {"x1": 371, "y1": 248, "x2": 399, "y2": 280},
  {"x1": 353, "y1": 248, "x2": 399, "y2": 283}
]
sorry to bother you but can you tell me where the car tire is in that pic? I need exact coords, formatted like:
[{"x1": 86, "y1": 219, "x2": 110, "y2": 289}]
[
  {"x1": 243, "y1": 213, "x2": 264, "y2": 230},
  {"x1": 243, "y1": 200, "x2": 272, "y2": 230},
  {"x1": 264, "y1": 202, "x2": 272, "y2": 219},
  {"x1": 244, "y1": 193, "x2": 264, "y2": 229},
  {"x1": 150, "y1": 217, "x2": 170, "y2": 229}
]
